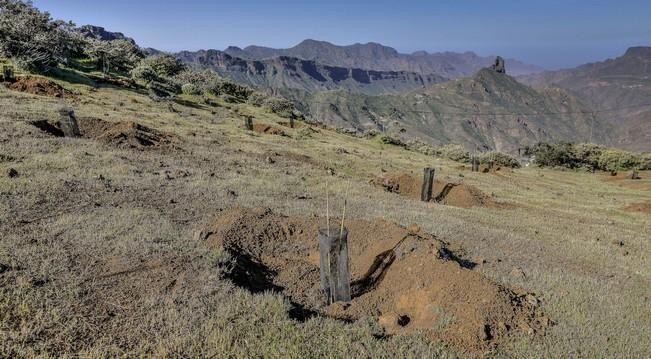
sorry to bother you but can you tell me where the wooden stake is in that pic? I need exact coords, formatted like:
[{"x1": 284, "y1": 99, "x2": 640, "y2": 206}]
[{"x1": 421, "y1": 167, "x2": 434, "y2": 202}]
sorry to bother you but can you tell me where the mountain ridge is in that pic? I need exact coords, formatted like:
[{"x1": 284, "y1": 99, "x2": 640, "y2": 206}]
[
  {"x1": 177, "y1": 49, "x2": 447, "y2": 96},
  {"x1": 223, "y1": 39, "x2": 545, "y2": 78},
  {"x1": 519, "y1": 46, "x2": 651, "y2": 151}
]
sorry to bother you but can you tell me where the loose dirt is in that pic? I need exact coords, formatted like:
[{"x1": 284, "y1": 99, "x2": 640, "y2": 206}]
[
  {"x1": 202, "y1": 208, "x2": 549, "y2": 355},
  {"x1": 623, "y1": 201, "x2": 651, "y2": 214},
  {"x1": 252, "y1": 123, "x2": 286, "y2": 136},
  {"x1": 6, "y1": 76, "x2": 69, "y2": 97},
  {"x1": 31, "y1": 117, "x2": 179, "y2": 150},
  {"x1": 277, "y1": 121, "x2": 305, "y2": 129},
  {"x1": 373, "y1": 173, "x2": 495, "y2": 209}
]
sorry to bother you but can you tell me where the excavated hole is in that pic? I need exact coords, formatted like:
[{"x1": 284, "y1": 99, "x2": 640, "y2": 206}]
[{"x1": 203, "y1": 208, "x2": 551, "y2": 355}]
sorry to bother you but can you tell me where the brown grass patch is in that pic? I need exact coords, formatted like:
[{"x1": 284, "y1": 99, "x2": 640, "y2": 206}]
[
  {"x1": 202, "y1": 208, "x2": 549, "y2": 355},
  {"x1": 623, "y1": 201, "x2": 651, "y2": 214}
]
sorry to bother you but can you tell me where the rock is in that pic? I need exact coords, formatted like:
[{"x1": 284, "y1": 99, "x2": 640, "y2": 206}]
[
  {"x1": 510, "y1": 267, "x2": 527, "y2": 280},
  {"x1": 57, "y1": 105, "x2": 81, "y2": 138},
  {"x1": 7, "y1": 168, "x2": 18, "y2": 178},
  {"x1": 491, "y1": 56, "x2": 506, "y2": 74},
  {"x1": 265, "y1": 156, "x2": 275, "y2": 164},
  {"x1": 407, "y1": 223, "x2": 420, "y2": 233}
]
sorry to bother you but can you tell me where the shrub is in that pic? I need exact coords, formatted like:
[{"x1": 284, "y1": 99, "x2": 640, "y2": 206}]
[
  {"x1": 181, "y1": 83, "x2": 200, "y2": 95},
  {"x1": 131, "y1": 54, "x2": 183, "y2": 82},
  {"x1": 437, "y1": 144, "x2": 470, "y2": 163},
  {"x1": 85, "y1": 38, "x2": 143, "y2": 74},
  {"x1": 246, "y1": 91, "x2": 266, "y2": 107},
  {"x1": 526, "y1": 142, "x2": 647, "y2": 171},
  {"x1": 597, "y1": 149, "x2": 639, "y2": 172},
  {"x1": 0, "y1": 0, "x2": 82, "y2": 70},
  {"x1": 478, "y1": 151, "x2": 521, "y2": 168},
  {"x1": 262, "y1": 96, "x2": 294, "y2": 117}
]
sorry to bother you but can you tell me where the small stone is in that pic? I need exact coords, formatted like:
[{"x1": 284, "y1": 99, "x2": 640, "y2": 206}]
[
  {"x1": 407, "y1": 223, "x2": 420, "y2": 233},
  {"x1": 7, "y1": 168, "x2": 18, "y2": 178},
  {"x1": 510, "y1": 267, "x2": 527, "y2": 280}
]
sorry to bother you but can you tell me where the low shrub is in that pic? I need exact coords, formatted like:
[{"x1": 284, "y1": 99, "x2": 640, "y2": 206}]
[
  {"x1": 525, "y1": 142, "x2": 649, "y2": 171},
  {"x1": 478, "y1": 151, "x2": 521, "y2": 168}
]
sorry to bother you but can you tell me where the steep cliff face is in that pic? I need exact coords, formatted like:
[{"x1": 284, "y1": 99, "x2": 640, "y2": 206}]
[{"x1": 177, "y1": 50, "x2": 447, "y2": 95}]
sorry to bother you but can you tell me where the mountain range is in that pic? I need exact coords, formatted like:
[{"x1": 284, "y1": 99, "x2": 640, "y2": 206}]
[
  {"x1": 519, "y1": 47, "x2": 651, "y2": 152},
  {"x1": 224, "y1": 39, "x2": 545, "y2": 78},
  {"x1": 177, "y1": 49, "x2": 446, "y2": 95},
  {"x1": 176, "y1": 42, "x2": 650, "y2": 152},
  {"x1": 285, "y1": 68, "x2": 602, "y2": 153}
]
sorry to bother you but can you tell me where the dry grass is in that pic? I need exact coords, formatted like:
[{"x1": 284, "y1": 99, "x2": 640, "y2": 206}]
[{"x1": 1, "y1": 78, "x2": 650, "y2": 357}]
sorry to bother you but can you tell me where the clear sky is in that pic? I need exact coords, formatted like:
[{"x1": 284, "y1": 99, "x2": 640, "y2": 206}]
[{"x1": 34, "y1": 0, "x2": 651, "y2": 69}]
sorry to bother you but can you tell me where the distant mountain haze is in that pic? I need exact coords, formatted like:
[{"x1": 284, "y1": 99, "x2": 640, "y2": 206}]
[{"x1": 223, "y1": 39, "x2": 545, "y2": 79}]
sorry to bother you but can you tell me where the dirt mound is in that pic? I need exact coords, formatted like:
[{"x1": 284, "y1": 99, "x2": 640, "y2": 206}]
[
  {"x1": 277, "y1": 121, "x2": 305, "y2": 129},
  {"x1": 623, "y1": 201, "x2": 651, "y2": 214},
  {"x1": 252, "y1": 123, "x2": 286, "y2": 136},
  {"x1": 31, "y1": 118, "x2": 178, "y2": 149},
  {"x1": 6, "y1": 76, "x2": 68, "y2": 97},
  {"x1": 374, "y1": 173, "x2": 495, "y2": 209},
  {"x1": 202, "y1": 208, "x2": 549, "y2": 355}
]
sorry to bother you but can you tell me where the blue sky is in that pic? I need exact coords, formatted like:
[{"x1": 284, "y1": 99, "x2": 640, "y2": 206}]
[{"x1": 34, "y1": 0, "x2": 651, "y2": 69}]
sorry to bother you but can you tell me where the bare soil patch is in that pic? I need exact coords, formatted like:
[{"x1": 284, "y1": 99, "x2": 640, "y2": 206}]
[
  {"x1": 5, "y1": 76, "x2": 69, "y2": 98},
  {"x1": 277, "y1": 121, "x2": 305, "y2": 129},
  {"x1": 623, "y1": 201, "x2": 651, "y2": 214},
  {"x1": 601, "y1": 171, "x2": 651, "y2": 191},
  {"x1": 31, "y1": 117, "x2": 179, "y2": 150},
  {"x1": 374, "y1": 173, "x2": 495, "y2": 209},
  {"x1": 202, "y1": 208, "x2": 549, "y2": 355},
  {"x1": 252, "y1": 123, "x2": 286, "y2": 136}
]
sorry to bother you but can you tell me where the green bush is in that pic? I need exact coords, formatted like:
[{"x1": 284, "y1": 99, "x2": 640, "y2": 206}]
[
  {"x1": 526, "y1": 142, "x2": 647, "y2": 171},
  {"x1": 478, "y1": 151, "x2": 521, "y2": 168},
  {"x1": 0, "y1": 0, "x2": 84, "y2": 70},
  {"x1": 262, "y1": 97, "x2": 295, "y2": 117},
  {"x1": 436, "y1": 144, "x2": 470, "y2": 163},
  {"x1": 181, "y1": 83, "x2": 200, "y2": 95}
]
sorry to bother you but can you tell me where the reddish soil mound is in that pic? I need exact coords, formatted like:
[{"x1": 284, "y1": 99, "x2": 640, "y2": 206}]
[
  {"x1": 374, "y1": 173, "x2": 495, "y2": 209},
  {"x1": 623, "y1": 201, "x2": 651, "y2": 214},
  {"x1": 252, "y1": 123, "x2": 286, "y2": 136},
  {"x1": 79, "y1": 118, "x2": 178, "y2": 149},
  {"x1": 6, "y1": 76, "x2": 68, "y2": 97},
  {"x1": 31, "y1": 118, "x2": 179, "y2": 150},
  {"x1": 277, "y1": 121, "x2": 305, "y2": 129},
  {"x1": 202, "y1": 208, "x2": 549, "y2": 355}
]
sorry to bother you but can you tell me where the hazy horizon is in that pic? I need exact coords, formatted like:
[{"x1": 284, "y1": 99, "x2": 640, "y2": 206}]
[{"x1": 34, "y1": 0, "x2": 651, "y2": 70}]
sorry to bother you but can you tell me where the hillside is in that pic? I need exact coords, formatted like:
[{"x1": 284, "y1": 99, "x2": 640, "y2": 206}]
[
  {"x1": 290, "y1": 68, "x2": 602, "y2": 153},
  {"x1": 177, "y1": 49, "x2": 446, "y2": 95},
  {"x1": 1, "y1": 68, "x2": 650, "y2": 358},
  {"x1": 519, "y1": 47, "x2": 651, "y2": 152},
  {"x1": 225, "y1": 39, "x2": 544, "y2": 78}
]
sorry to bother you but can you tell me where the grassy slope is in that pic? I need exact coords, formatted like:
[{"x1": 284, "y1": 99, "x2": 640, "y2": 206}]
[
  {"x1": 0, "y1": 74, "x2": 650, "y2": 357},
  {"x1": 295, "y1": 70, "x2": 603, "y2": 154}
]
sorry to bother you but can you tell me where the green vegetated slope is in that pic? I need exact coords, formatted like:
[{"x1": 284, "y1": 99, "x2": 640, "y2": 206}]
[
  {"x1": 520, "y1": 47, "x2": 651, "y2": 152},
  {"x1": 286, "y1": 68, "x2": 603, "y2": 153}
]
